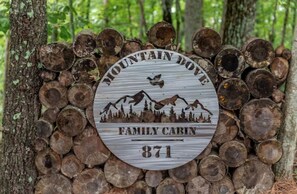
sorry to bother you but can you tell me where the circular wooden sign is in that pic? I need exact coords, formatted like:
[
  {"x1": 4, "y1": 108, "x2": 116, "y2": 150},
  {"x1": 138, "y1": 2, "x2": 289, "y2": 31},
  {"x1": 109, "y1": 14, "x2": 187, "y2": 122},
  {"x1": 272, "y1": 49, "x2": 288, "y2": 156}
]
[{"x1": 93, "y1": 49, "x2": 219, "y2": 170}]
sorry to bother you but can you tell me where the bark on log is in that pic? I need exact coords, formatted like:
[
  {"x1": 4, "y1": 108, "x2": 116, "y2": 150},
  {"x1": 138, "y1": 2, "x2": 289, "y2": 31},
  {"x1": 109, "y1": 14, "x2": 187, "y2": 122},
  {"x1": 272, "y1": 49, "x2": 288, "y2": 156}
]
[
  {"x1": 34, "y1": 137, "x2": 49, "y2": 152},
  {"x1": 275, "y1": 24, "x2": 297, "y2": 179},
  {"x1": 39, "y1": 43, "x2": 75, "y2": 72},
  {"x1": 68, "y1": 84, "x2": 94, "y2": 109},
  {"x1": 272, "y1": 88, "x2": 285, "y2": 103},
  {"x1": 143, "y1": 42, "x2": 155, "y2": 50},
  {"x1": 86, "y1": 105, "x2": 96, "y2": 128},
  {"x1": 98, "y1": 55, "x2": 120, "y2": 78},
  {"x1": 56, "y1": 106, "x2": 87, "y2": 137},
  {"x1": 168, "y1": 160, "x2": 197, "y2": 183},
  {"x1": 189, "y1": 55, "x2": 219, "y2": 86},
  {"x1": 219, "y1": 141, "x2": 247, "y2": 167},
  {"x1": 96, "y1": 28, "x2": 124, "y2": 56},
  {"x1": 73, "y1": 31, "x2": 97, "y2": 57},
  {"x1": 186, "y1": 176, "x2": 211, "y2": 194},
  {"x1": 233, "y1": 158, "x2": 274, "y2": 194},
  {"x1": 73, "y1": 168, "x2": 111, "y2": 194},
  {"x1": 35, "y1": 118, "x2": 53, "y2": 138},
  {"x1": 145, "y1": 170, "x2": 164, "y2": 187},
  {"x1": 73, "y1": 125, "x2": 98, "y2": 143},
  {"x1": 40, "y1": 70, "x2": 57, "y2": 82},
  {"x1": 246, "y1": 69, "x2": 277, "y2": 98},
  {"x1": 35, "y1": 149, "x2": 61, "y2": 175},
  {"x1": 256, "y1": 139, "x2": 282, "y2": 165},
  {"x1": 212, "y1": 110, "x2": 239, "y2": 145},
  {"x1": 50, "y1": 130, "x2": 73, "y2": 155},
  {"x1": 147, "y1": 21, "x2": 176, "y2": 48},
  {"x1": 104, "y1": 156, "x2": 141, "y2": 188},
  {"x1": 270, "y1": 57, "x2": 289, "y2": 84},
  {"x1": 240, "y1": 98, "x2": 282, "y2": 141},
  {"x1": 39, "y1": 81, "x2": 68, "y2": 108},
  {"x1": 120, "y1": 39, "x2": 142, "y2": 58},
  {"x1": 210, "y1": 176, "x2": 235, "y2": 194},
  {"x1": 156, "y1": 178, "x2": 185, "y2": 194},
  {"x1": 192, "y1": 28, "x2": 222, "y2": 58},
  {"x1": 42, "y1": 107, "x2": 60, "y2": 123},
  {"x1": 35, "y1": 174, "x2": 72, "y2": 194},
  {"x1": 61, "y1": 154, "x2": 84, "y2": 178},
  {"x1": 275, "y1": 45, "x2": 285, "y2": 57},
  {"x1": 58, "y1": 71, "x2": 74, "y2": 87},
  {"x1": 214, "y1": 45, "x2": 245, "y2": 78},
  {"x1": 73, "y1": 133, "x2": 110, "y2": 167},
  {"x1": 72, "y1": 57, "x2": 99, "y2": 83},
  {"x1": 127, "y1": 181, "x2": 152, "y2": 194},
  {"x1": 282, "y1": 48, "x2": 292, "y2": 61},
  {"x1": 199, "y1": 154, "x2": 226, "y2": 182},
  {"x1": 217, "y1": 78, "x2": 250, "y2": 110},
  {"x1": 242, "y1": 38, "x2": 275, "y2": 68}
]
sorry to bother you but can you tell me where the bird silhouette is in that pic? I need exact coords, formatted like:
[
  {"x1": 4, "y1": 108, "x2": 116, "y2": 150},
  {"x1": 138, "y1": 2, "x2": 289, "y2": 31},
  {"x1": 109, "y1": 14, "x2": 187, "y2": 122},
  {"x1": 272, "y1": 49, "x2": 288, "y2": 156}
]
[{"x1": 147, "y1": 74, "x2": 164, "y2": 88}]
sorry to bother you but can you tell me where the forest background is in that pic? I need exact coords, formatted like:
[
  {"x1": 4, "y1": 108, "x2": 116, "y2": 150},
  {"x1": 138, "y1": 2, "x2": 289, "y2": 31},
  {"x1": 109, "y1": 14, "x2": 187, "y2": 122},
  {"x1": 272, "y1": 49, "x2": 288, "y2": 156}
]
[{"x1": 0, "y1": 0, "x2": 295, "y2": 123}]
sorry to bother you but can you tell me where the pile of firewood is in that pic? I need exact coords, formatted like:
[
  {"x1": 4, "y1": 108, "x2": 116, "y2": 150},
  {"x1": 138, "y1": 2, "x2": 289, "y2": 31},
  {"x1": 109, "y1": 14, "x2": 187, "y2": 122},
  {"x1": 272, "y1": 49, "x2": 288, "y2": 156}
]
[{"x1": 34, "y1": 21, "x2": 291, "y2": 194}]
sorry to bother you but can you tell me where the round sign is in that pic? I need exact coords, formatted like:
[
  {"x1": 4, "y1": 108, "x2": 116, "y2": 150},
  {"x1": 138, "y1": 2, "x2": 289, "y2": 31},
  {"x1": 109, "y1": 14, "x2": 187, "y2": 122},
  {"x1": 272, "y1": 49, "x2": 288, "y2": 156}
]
[{"x1": 94, "y1": 49, "x2": 219, "y2": 170}]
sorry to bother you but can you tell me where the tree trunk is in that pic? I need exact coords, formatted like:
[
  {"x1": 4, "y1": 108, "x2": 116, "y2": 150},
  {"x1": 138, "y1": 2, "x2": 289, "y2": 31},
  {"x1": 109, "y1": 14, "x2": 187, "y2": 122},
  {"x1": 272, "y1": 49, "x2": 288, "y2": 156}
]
[
  {"x1": 175, "y1": 0, "x2": 181, "y2": 44},
  {"x1": 0, "y1": 0, "x2": 47, "y2": 193},
  {"x1": 126, "y1": 0, "x2": 133, "y2": 37},
  {"x1": 161, "y1": 0, "x2": 173, "y2": 24},
  {"x1": 281, "y1": 0, "x2": 291, "y2": 45},
  {"x1": 269, "y1": 0, "x2": 278, "y2": 43},
  {"x1": 275, "y1": 20, "x2": 297, "y2": 179},
  {"x1": 103, "y1": 0, "x2": 109, "y2": 27},
  {"x1": 138, "y1": 0, "x2": 147, "y2": 40},
  {"x1": 69, "y1": 0, "x2": 75, "y2": 41},
  {"x1": 86, "y1": 0, "x2": 91, "y2": 22},
  {"x1": 184, "y1": 0, "x2": 203, "y2": 51},
  {"x1": 221, "y1": 0, "x2": 257, "y2": 48}
]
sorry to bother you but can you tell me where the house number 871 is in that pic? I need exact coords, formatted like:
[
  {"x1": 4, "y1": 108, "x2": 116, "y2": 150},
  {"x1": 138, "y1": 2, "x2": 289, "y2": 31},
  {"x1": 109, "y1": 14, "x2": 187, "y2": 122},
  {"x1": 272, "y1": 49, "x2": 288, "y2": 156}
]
[{"x1": 142, "y1": 145, "x2": 171, "y2": 158}]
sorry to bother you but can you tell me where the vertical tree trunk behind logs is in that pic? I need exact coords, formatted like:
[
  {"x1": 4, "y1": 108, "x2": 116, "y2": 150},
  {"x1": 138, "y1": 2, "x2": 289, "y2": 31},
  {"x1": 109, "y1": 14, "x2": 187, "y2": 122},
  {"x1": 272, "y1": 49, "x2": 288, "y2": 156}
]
[
  {"x1": 184, "y1": 0, "x2": 203, "y2": 51},
  {"x1": 0, "y1": 0, "x2": 47, "y2": 193},
  {"x1": 221, "y1": 0, "x2": 257, "y2": 48},
  {"x1": 275, "y1": 20, "x2": 297, "y2": 179},
  {"x1": 161, "y1": 0, "x2": 173, "y2": 24}
]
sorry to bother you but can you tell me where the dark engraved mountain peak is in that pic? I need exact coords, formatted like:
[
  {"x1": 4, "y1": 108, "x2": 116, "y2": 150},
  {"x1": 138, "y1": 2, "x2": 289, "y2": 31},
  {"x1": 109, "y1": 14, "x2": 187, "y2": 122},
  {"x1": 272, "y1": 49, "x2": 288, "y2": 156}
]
[{"x1": 100, "y1": 90, "x2": 212, "y2": 116}]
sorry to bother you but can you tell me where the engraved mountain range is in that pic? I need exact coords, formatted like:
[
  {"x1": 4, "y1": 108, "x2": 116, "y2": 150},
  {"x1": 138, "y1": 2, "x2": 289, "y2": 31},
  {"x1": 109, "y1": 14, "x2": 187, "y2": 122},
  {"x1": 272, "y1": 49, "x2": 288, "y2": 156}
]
[{"x1": 99, "y1": 90, "x2": 213, "y2": 123}]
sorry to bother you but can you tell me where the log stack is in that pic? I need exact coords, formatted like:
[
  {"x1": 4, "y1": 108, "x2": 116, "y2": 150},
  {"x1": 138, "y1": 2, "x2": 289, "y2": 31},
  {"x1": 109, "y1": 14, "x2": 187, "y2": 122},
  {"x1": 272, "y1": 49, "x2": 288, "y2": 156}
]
[{"x1": 35, "y1": 21, "x2": 290, "y2": 194}]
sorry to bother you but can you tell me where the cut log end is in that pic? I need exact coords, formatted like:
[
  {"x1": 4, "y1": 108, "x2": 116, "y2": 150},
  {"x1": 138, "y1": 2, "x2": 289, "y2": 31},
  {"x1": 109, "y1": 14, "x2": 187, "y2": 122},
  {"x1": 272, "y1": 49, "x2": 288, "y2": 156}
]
[
  {"x1": 218, "y1": 78, "x2": 250, "y2": 110},
  {"x1": 282, "y1": 48, "x2": 292, "y2": 61},
  {"x1": 34, "y1": 138, "x2": 49, "y2": 152},
  {"x1": 58, "y1": 71, "x2": 74, "y2": 87},
  {"x1": 256, "y1": 139, "x2": 282, "y2": 164},
  {"x1": 243, "y1": 38, "x2": 275, "y2": 68},
  {"x1": 42, "y1": 107, "x2": 60, "y2": 123},
  {"x1": 168, "y1": 160, "x2": 197, "y2": 183},
  {"x1": 145, "y1": 170, "x2": 164, "y2": 187},
  {"x1": 186, "y1": 176, "x2": 211, "y2": 194},
  {"x1": 73, "y1": 168, "x2": 111, "y2": 194},
  {"x1": 240, "y1": 98, "x2": 282, "y2": 141},
  {"x1": 50, "y1": 130, "x2": 73, "y2": 155},
  {"x1": 199, "y1": 155, "x2": 226, "y2": 182},
  {"x1": 219, "y1": 141, "x2": 248, "y2": 167},
  {"x1": 196, "y1": 143, "x2": 212, "y2": 160},
  {"x1": 39, "y1": 81, "x2": 68, "y2": 108},
  {"x1": 127, "y1": 181, "x2": 152, "y2": 194},
  {"x1": 39, "y1": 43, "x2": 75, "y2": 72},
  {"x1": 72, "y1": 58, "x2": 99, "y2": 83},
  {"x1": 272, "y1": 88, "x2": 285, "y2": 103},
  {"x1": 73, "y1": 32, "x2": 96, "y2": 57},
  {"x1": 214, "y1": 45, "x2": 245, "y2": 78},
  {"x1": 270, "y1": 57, "x2": 289, "y2": 84},
  {"x1": 61, "y1": 154, "x2": 84, "y2": 178},
  {"x1": 192, "y1": 27, "x2": 222, "y2": 58},
  {"x1": 35, "y1": 174, "x2": 72, "y2": 194},
  {"x1": 120, "y1": 39, "x2": 142, "y2": 57},
  {"x1": 56, "y1": 106, "x2": 87, "y2": 137},
  {"x1": 74, "y1": 132, "x2": 110, "y2": 167},
  {"x1": 210, "y1": 176, "x2": 235, "y2": 194},
  {"x1": 97, "y1": 28, "x2": 124, "y2": 56},
  {"x1": 233, "y1": 158, "x2": 274, "y2": 194},
  {"x1": 35, "y1": 119, "x2": 53, "y2": 138},
  {"x1": 35, "y1": 149, "x2": 61, "y2": 175},
  {"x1": 156, "y1": 178, "x2": 185, "y2": 194},
  {"x1": 148, "y1": 21, "x2": 176, "y2": 48},
  {"x1": 104, "y1": 156, "x2": 141, "y2": 188},
  {"x1": 212, "y1": 110, "x2": 239, "y2": 145},
  {"x1": 68, "y1": 84, "x2": 94, "y2": 109},
  {"x1": 86, "y1": 105, "x2": 96, "y2": 128},
  {"x1": 40, "y1": 70, "x2": 57, "y2": 82},
  {"x1": 246, "y1": 69, "x2": 277, "y2": 98}
]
